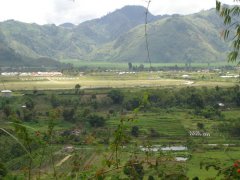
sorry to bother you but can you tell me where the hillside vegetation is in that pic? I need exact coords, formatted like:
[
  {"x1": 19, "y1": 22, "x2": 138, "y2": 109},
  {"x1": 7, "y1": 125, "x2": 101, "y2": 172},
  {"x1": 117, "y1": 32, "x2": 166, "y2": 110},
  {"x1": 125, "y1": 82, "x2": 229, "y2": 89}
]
[
  {"x1": 0, "y1": 6, "x2": 230, "y2": 64},
  {"x1": 1, "y1": 86, "x2": 240, "y2": 179}
]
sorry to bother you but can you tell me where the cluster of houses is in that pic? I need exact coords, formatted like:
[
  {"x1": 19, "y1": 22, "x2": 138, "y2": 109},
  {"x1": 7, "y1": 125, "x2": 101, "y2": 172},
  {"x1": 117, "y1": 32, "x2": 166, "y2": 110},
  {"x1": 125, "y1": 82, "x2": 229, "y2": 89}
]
[
  {"x1": 118, "y1": 71, "x2": 136, "y2": 75},
  {"x1": 1, "y1": 71, "x2": 63, "y2": 77},
  {"x1": 220, "y1": 74, "x2": 239, "y2": 78}
]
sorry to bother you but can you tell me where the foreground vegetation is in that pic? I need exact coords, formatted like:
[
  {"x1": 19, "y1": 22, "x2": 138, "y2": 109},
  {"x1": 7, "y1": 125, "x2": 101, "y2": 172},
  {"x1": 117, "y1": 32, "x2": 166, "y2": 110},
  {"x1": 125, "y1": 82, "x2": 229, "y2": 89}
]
[{"x1": 1, "y1": 83, "x2": 240, "y2": 179}]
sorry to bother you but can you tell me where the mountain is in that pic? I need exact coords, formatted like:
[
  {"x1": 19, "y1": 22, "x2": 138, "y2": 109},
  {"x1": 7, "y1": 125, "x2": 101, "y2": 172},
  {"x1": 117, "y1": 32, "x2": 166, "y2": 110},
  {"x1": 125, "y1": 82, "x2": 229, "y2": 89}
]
[
  {"x1": 0, "y1": 45, "x2": 61, "y2": 67},
  {"x1": 74, "y1": 6, "x2": 158, "y2": 44},
  {"x1": 0, "y1": 6, "x2": 230, "y2": 64},
  {"x1": 0, "y1": 28, "x2": 62, "y2": 67},
  {"x1": 59, "y1": 23, "x2": 76, "y2": 29},
  {"x1": 89, "y1": 9, "x2": 228, "y2": 63}
]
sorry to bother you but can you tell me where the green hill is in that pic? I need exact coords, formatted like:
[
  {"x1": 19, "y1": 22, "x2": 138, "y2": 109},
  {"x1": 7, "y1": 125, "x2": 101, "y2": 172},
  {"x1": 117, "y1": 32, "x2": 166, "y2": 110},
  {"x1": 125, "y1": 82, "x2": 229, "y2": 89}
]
[
  {"x1": 0, "y1": 30, "x2": 62, "y2": 67},
  {"x1": 88, "y1": 9, "x2": 229, "y2": 63},
  {"x1": 0, "y1": 7, "x2": 230, "y2": 64}
]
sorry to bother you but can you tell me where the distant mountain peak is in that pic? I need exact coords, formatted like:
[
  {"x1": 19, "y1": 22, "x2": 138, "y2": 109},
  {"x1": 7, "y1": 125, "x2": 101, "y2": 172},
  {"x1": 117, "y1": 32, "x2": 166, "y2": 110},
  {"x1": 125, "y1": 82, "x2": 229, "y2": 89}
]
[
  {"x1": 59, "y1": 23, "x2": 76, "y2": 29},
  {"x1": 101, "y1": 5, "x2": 156, "y2": 22},
  {"x1": 116, "y1": 5, "x2": 148, "y2": 14}
]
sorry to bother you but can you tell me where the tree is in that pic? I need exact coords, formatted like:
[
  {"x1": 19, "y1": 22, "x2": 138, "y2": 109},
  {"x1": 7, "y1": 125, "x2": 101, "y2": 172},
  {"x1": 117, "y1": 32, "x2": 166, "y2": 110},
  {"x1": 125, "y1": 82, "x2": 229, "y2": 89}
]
[
  {"x1": 50, "y1": 94, "x2": 60, "y2": 108},
  {"x1": 128, "y1": 62, "x2": 133, "y2": 71},
  {"x1": 125, "y1": 98, "x2": 140, "y2": 110},
  {"x1": 216, "y1": 0, "x2": 240, "y2": 63},
  {"x1": 23, "y1": 109, "x2": 34, "y2": 122},
  {"x1": 197, "y1": 123, "x2": 204, "y2": 130},
  {"x1": 131, "y1": 126, "x2": 139, "y2": 137},
  {"x1": 138, "y1": 64, "x2": 144, "y2": 71},
  {"x1": 75, "y1": 84, "x2": 81, "y2": 94},
  {"x1": 86, "y1": 115, "x2": 106, "y2": 127},
  {"x1": 63, "y1": 108, "x2": 75, "y2": 122},
  {"x1": 24, "y1": 97, "x2": 35, "y2": 110},
  {"x1": 108, "y1": 89, "x2": 124, "y2": 104},
  {"x1": 235, "y1": 92, "x2": 240, "y2": 106},
  {"x1": 3, "y1": 105, "x2": 12, "y2": 117},
  {"x1": 187, "y1": 93, "x2": 204, "y2": 108}
]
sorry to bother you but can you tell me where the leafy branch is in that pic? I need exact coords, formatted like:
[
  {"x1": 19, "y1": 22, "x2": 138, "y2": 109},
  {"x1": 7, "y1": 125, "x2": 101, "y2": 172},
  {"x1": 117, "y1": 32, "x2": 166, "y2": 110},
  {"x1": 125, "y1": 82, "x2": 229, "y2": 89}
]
[{"x1": 216, "y1": 0, "x2": 240, "y2": 63}]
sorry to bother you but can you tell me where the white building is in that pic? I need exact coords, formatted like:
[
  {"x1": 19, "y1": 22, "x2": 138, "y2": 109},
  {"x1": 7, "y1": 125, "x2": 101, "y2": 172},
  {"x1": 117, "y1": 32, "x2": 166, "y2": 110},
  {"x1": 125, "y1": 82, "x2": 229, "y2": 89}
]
[{"x1": 1, "y1": 90, "x2": 12, "y2": 97}]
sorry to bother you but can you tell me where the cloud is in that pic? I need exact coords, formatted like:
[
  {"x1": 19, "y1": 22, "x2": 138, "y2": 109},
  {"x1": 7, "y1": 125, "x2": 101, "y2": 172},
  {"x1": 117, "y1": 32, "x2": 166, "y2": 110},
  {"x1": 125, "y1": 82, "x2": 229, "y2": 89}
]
[
  {"x1": 46, "y1": 0, "x2": 147, "y2": 24},
  {"x1": 0, "y1": 0, "x2": 239, "y2": 25},
  {"x1": 150, "y1": 0, "x2": 215, "y2": 15}
]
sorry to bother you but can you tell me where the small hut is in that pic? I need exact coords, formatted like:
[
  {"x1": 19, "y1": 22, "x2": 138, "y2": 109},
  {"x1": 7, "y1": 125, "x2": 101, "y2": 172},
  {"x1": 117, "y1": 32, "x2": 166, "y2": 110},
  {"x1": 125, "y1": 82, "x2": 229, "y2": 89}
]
[{"x1": 1, "y1": 90, "x2": 12, "y2": 97}]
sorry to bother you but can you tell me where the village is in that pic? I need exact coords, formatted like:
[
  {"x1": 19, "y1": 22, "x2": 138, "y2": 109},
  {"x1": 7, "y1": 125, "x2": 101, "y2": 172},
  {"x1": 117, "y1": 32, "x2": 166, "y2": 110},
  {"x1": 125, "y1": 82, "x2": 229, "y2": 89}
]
[{"x1": 1, "y1": 71, "x2": 63, "y2": 77}]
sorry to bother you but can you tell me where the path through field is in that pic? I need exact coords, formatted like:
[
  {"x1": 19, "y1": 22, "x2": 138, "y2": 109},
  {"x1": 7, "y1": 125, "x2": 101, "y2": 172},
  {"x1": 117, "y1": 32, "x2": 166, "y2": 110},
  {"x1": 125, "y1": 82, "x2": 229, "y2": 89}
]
[{"x1": 56, "y1": 155, "x2": 72, "y2": 167}]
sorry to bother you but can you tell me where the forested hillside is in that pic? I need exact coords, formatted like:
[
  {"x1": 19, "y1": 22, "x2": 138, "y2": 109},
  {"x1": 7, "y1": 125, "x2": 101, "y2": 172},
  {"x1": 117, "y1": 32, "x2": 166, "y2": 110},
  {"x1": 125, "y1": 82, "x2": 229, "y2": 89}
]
[{"x1": 0, "y1": 6, "x2": 229, "y2": 64}]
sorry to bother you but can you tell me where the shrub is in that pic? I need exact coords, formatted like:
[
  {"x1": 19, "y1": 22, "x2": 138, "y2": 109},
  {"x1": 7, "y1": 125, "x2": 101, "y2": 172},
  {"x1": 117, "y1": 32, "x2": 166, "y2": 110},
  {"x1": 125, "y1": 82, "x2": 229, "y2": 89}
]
[
  {"x1": 131, "y1": 126, "x2": 140, "y2": 137},
  {"x1": 125, "y1": 98, "x2": 140, "y2": 111},
  {"x1": 63, "y1": 108, "x2": 75, "y2": 122},
  {"x1": 86, "y1": 115, "x2": 106, "y2": 127},
  {"x1": 0, "y1": 162, "x2": 7, "y2": 179},
  {"x1": 108, "y1": 89, "x2": 124, "y2": 104}
]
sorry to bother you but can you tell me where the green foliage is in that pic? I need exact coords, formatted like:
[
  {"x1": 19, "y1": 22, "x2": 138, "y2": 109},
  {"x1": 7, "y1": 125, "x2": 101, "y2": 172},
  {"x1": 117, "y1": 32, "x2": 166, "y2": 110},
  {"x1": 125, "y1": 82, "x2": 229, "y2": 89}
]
[
  {"x1": 0, "y1": 162, "x2": 7, "y2": 179},
  {"x1": 62, "y1": 108, "x2": 75, "y2": 122},
  {"x1": 3, "y1": 105, "x2": 12, "y2": 118},
  {"x1": 216, "y1": 0, "x2": 240, "y2": 63},
  {"x1": 218, "y1": 119, "x2": 240, "y2": 137},
  {"x1": 1, "y1": 87, "x2": 240, "y2": 179},
  {"x1": 74, "y1": 84, "x2": 81, "y2": 94},
  {"x1": 201, "y1": 159, "x2": 240, "y2": 179},
  {"x1": 22, "y1": 109, "x2": 34, "y2": 122},
  {"x1": 197, "y1": 122, "x2": 204, "y2": 130},
  {"x1": 128, "y1": 62, "x2": 133, "y2": 71},
  {"x1": 125, "y1": 97, "x2": 140, "y2": 110},
  {"x1": 108, "y1": 89, "x2": 124, "y2": 104},
  {"x1": 187, "y1": 93, "x2": 204, "y2": 108},
  {"x1": 86, "y1": 114, "x2": 106, "y2": 127},
  {"x1": 50, "y1": 94, "x2": 61, "y2": 108},
  {"x1": 148, "y1": 128, "x2": 160, "y2": 138},
  {"x1": 123, "y1": 159, "x2": 144, "y2": 180},
  {"x1": 131, "y1": 126, "x2": 139, "y2": 137},
  {"x1": 235, "y1": 92, "x2": 240, "y2": 106},
  {"x1": 198, "y1": 106, "x2": 222, "y2": 119},
  {"x1": 25, "y1": 97, "x2": 35, "y2": 110}
]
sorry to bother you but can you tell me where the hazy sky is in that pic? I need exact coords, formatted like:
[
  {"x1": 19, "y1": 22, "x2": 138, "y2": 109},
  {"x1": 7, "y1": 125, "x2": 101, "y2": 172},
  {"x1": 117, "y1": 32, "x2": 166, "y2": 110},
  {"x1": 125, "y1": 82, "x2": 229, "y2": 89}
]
[{"x1": 0, "y1": 0, "x2": 238, "y2": 25}]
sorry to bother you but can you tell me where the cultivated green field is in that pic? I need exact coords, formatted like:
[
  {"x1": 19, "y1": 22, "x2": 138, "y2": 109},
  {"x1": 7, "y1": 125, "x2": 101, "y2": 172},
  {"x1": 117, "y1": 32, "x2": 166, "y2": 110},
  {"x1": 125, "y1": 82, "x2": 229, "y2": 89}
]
[{"x1": 1, "y1": 70, "x2": 239, "y2": 90}]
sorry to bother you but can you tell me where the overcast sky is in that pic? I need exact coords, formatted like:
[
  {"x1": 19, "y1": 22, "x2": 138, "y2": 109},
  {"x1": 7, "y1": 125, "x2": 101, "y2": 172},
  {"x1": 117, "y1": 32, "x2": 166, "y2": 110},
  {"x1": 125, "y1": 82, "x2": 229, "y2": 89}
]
[{"x1": 0, "y1": 0, "x2": 238, "y2": 25}]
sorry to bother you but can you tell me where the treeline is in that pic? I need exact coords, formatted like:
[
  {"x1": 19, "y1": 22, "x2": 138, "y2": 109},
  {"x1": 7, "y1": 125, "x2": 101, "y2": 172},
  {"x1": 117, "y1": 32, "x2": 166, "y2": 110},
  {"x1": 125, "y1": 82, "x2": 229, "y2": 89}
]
[
  {"x1": 123, "y1": 85, "x2": 240, "y2": 109},
  {"x1": 1, "y1": 85, "x2": 240, "y2": 124}
]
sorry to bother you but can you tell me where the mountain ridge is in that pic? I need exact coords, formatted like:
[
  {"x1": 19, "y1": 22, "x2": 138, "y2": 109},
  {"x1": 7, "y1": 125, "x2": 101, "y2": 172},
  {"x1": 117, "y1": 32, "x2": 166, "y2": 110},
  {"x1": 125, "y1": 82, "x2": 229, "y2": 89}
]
[{"x1": 0, "y1": 6, "x2": 229, "y2": 65}]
